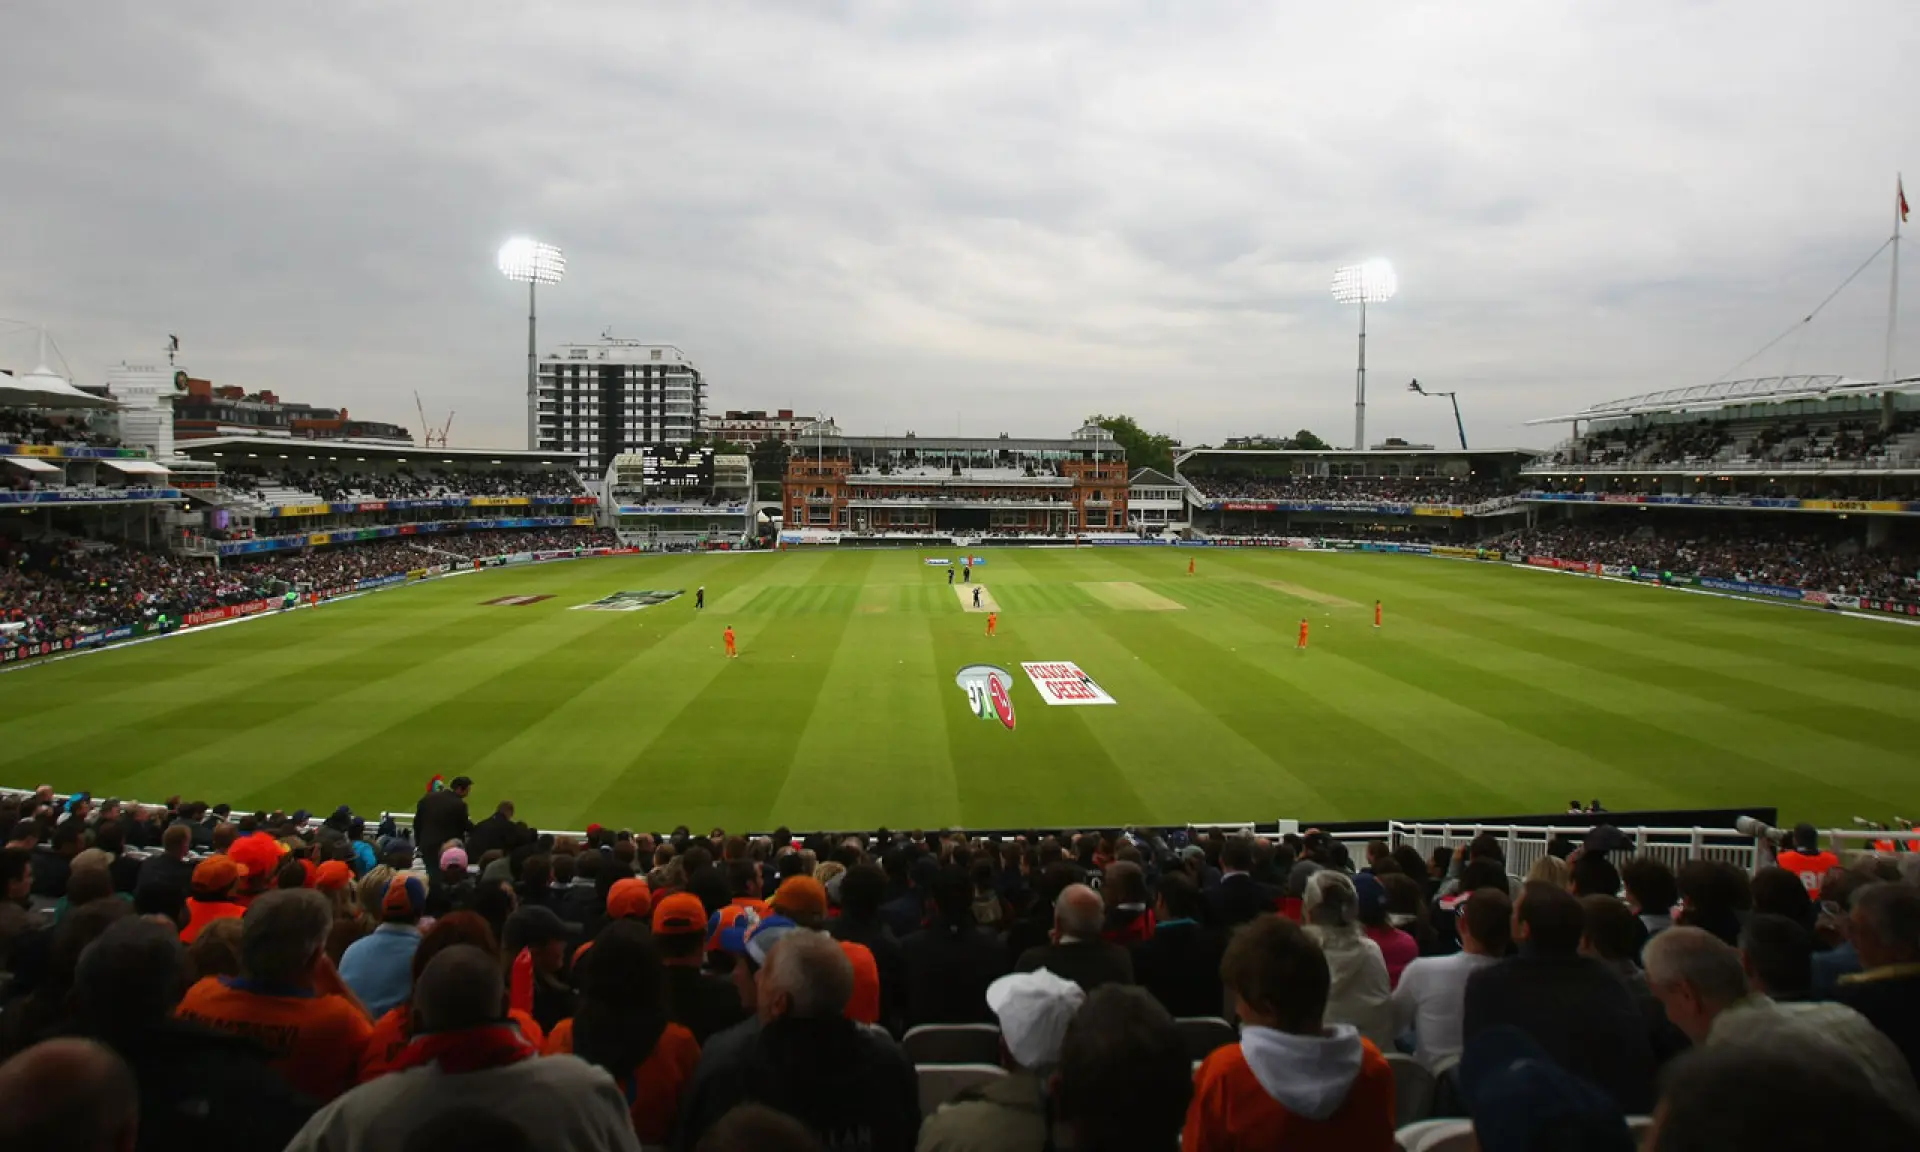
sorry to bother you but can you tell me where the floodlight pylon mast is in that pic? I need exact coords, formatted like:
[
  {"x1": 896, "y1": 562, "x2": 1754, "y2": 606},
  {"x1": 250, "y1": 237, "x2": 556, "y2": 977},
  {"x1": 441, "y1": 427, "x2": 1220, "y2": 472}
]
[{"x1": 1354, "y1": 299, "x2": 1369, "y2": 451}]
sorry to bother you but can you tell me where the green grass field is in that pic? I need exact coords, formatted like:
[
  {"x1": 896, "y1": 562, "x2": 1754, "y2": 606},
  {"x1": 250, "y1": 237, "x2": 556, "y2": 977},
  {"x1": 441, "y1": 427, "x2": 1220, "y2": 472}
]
[{"x1": 3, "y1": 548, "x2": 1916, "y2": 832}]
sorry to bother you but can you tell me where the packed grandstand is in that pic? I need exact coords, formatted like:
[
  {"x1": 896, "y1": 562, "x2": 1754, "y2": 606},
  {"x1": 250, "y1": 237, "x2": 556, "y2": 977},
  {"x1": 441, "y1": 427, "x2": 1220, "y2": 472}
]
[
  {"x1": 6, "y1": 374, "x2": 1920, "y2": 1151},
  {"x1": 5, "y1": 785, "x2": 1920, "y2": 1151}
]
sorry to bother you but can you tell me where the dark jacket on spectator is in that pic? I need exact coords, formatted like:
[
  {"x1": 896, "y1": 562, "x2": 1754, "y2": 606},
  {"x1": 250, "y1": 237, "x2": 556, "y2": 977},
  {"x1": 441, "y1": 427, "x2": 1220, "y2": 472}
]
[
  {"x1": 900, "y1": 916, "x2": 1008, "y2": 1026},
  {"x1": 73, "y1": 1018, "x2": 313, "y2": 1152},
  {"x1": 1836, "y1": 969, "x2": 1920, "y2": 1085},
  {"x1": 135, "y1": 852, "x2": 195, "y2": 898},
  {"x1": 664, "y1": 964, "x2": 749, "y2": 1045},
  {"x1": 465, "y1": 812, "x2": 521, "y2": 861},
  {"x1": 29, "y1": 848, "x2": 71, "y2": 900},
  {"x1": 1203, "y1": 873, "x2": 1279, "y2": 929},
  {"x1": 1014, "y1": 938, "x2": 1134, "y2": 993},
  {"x1": 1131, "y1": 919, "x2": 1226, "y2": 1019},
  {"x1": 675, "y1": 1016, "x2": 920, "y2": 1152},
  {"x1": 411, "y1": 789, "x2": 470, "y2": 862},
  {"x1": 879, "y1": 891, "x2": 924, "y2": 940},
  {"x1": 1102, "y1": 905, "x2": 1156, "y2": 946},
  {"x1": 1462, "y1": 950, "x2": 1657, "y2": 1114},
  {"x1": 829, "y1": 914, "x2": 907, "y2": 1034}
]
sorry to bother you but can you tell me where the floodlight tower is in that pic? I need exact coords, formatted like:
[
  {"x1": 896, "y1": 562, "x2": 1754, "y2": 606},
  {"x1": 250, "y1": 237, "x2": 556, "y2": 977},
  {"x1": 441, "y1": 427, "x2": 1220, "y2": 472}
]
[
  {"x1": 497, "y1": 238, "x2": 566, "y2": 450},
  {"x1": 1331, "y1": 260, "x2": 1397, "y2": 451}
]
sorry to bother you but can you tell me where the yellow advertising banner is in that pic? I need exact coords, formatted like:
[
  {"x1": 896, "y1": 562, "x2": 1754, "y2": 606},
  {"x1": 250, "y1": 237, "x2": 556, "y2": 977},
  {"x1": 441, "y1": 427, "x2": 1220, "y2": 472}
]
[
  {"x1": 469, "y1": 496, "x2": 531, "y2": 507},
  {"x1": 275, "y1": 503, "x2": 331, "y2": 517},
  {"x1": 1411, "y1": 506, "x2": 1466, "y2": 518},
  {"x1": 1799, "y1": 499, "x2": 1903, "y2": 513},
  {"x1": 573, "y1": 516, "x2": 597, "y2": 526},
  {"x1": 308, "y1": 532, "x2": 332, "y2": 545},
  {"x1": 15, "y1": 445, "x2": 59, "y2": 458}
]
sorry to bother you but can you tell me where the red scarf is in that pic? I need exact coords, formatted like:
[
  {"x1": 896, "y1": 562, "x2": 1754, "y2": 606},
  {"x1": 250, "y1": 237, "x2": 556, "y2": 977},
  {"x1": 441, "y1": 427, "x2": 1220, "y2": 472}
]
[{"x1": 387, "y1": 1025, "x2": 538, "y2": 1076}]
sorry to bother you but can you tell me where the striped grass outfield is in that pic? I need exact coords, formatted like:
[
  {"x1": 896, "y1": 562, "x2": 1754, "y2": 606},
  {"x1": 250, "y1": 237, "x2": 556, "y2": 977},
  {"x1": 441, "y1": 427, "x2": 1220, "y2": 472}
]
[{"x1": 2, "y1": 547, "x2": 1916, "y2": 832}]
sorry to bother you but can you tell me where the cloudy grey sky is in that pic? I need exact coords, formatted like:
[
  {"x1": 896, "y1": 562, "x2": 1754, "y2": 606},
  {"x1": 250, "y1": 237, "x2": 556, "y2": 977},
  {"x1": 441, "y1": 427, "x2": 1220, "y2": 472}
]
[{"x1": 4, "y1": 1, "x2": 1917, "y2": 451}]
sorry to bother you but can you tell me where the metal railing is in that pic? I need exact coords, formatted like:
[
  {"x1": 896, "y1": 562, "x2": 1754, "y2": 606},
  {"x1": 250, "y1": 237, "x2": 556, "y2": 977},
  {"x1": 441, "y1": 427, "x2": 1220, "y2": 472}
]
[{"x1": 1326, "y1": 821, "x2": 1765, "y2": 875}]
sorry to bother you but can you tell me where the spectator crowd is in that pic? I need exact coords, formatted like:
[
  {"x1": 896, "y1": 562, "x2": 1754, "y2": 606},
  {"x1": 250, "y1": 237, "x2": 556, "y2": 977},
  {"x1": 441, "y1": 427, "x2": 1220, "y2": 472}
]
[
  {"x1": 0, "y1": 409, "x2": 117, "y2": 449},
  {"x1": 6, "y1": 783, "x2": 1920, "y2": 1152},
  {"x1": 223, "y1": 467, "x2": 589, "y2": 503},
  {"x1": 1190, "y1": 475, "x2": 1510, "y2": 507},
  {"x1": 1539, "y1": 414, "x2": 1919, "y2": 470},
  {"x1": 2, "y1": 528, "x2": 616, "y2": 653},
  {"x1": 1499, "y1": 516, "x2": 1920, "y2": 600}
]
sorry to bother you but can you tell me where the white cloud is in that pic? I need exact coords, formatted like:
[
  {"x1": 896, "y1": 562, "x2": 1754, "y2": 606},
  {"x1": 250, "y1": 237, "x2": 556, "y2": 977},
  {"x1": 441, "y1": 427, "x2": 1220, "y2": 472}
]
[{"x1": 2, "y1": 0, "x2": 1916, "y2": 452}]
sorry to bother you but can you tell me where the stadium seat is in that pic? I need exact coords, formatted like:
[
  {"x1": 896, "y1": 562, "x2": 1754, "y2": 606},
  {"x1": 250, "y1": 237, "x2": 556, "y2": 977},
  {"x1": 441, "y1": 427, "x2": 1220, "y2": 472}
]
[
  {"x1": 1172, "y1": 1016, "x2": 1238, "y2": 1062},
  {"x1": 1387, "y1": 1053, "x2": 1437, "y2": 1126},
  {"x1": 1394, "y1": 1119, "x2": 1473, "y2": 1152},
  {"x1": 903, "y1": 1023, "x2": 1002, "y2": 1066},
  {"x1": 916, "y1": 1063, "x2": 1005, "y2": 1117}
]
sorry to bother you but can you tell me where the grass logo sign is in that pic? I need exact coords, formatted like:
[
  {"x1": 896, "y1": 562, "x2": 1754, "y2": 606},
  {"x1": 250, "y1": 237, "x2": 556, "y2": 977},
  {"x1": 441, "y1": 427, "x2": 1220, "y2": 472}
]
[
  {"x1": 1021, "y1": 661, "x2": 1117, "y2": 706},
  {"x1": 955, "y1": 664, "x2": 1017, "y2": 730},
  {"x1": 571, "y1": 590, "x2": 683, "y2": 612}
]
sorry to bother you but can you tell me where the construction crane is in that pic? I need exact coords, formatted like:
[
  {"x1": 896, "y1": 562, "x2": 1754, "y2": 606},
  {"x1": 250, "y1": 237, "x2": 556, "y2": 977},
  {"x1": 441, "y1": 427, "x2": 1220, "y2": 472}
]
[
  {"x1": 1408, "y1": 379, "x2": 1468, "y2": 450},
  {"x1": 414, "y1": 391, "x2": 455, "y2": 448}
]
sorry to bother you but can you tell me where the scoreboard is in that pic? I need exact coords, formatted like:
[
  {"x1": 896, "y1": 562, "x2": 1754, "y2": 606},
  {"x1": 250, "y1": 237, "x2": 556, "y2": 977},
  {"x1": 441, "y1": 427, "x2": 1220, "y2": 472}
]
[{"x1": 641, "y1": 446, "x2": 714, "y2": 488}]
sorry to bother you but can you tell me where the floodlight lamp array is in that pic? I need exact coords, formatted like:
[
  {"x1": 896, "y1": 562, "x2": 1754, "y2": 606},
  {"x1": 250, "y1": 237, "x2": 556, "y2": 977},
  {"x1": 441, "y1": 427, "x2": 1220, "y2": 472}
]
[
  {"x1": 1331, "y1": 260, "x2": 1397, "y2": 304},
  {"x1": 497, "y1": 238, "x2": 566, "y2": 285}
]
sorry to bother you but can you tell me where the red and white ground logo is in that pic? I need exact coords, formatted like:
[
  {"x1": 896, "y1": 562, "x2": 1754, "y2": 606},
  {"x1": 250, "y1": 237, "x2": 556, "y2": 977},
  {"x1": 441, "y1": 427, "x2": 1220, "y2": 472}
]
[
  {"x1": 1021, "y1": 661, "x2": 1117, "y2": 706},
  {"x1": 954, "y1": 664, "x2": 1017, "y2": 730}
]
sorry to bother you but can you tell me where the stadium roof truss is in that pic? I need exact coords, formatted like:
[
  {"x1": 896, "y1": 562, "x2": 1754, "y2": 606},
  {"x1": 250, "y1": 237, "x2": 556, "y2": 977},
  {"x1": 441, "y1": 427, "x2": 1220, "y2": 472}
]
[{"x1": 1525, "y1": 375, "x2": 1920, "y2": 426}]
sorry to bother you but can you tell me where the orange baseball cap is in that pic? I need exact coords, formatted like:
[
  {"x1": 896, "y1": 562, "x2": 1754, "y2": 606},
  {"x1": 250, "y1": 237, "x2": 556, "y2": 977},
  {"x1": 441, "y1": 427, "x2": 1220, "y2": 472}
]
[
  {"x1": 771, "y1": 876, "x2": 827, "y2": 920},
  {"x1": 314, "y1": 860, "x2": 353, "y2": 892},
  {"x1": 191, "y1": 855, "x2": 244, "y2": 895},
  {"x1": 607, "y1": 878, "x2": 653, "y2": 920},
  {"x1": 652, "y1": 892, "x2": 708, "y2": 936},
  {"x1": 840, "y1": 940, "x2": 880, "y2": 1025}
]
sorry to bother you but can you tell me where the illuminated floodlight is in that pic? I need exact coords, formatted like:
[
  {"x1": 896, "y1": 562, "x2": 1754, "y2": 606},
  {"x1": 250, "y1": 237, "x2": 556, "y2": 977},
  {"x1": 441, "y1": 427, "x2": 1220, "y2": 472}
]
[
  {"x1": 1332, "y1": 259, "x2": 1397, "y2": 449},
  {"x1": 1331, "y1": 260, "x2": 1397, "y2": 304},
  {"x1": 497, "y1": 238, "x2": 566, "y2": 285}
]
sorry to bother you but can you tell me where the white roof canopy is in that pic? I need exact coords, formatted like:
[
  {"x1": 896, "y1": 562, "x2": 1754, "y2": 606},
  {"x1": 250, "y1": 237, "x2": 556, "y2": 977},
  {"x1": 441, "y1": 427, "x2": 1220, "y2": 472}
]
[
  {"x1": 1526, "y1": 375, "x2": 1920, "y2": 425},
  {"x1": 2, "y1": 456, "x2": 60, "y2": 474},
  {"x1": 100, "y1": 459, "x2": 170, "y2": 476},
  {"x1": 0, "y1": 365, "x2": 115, "y2": 410}
]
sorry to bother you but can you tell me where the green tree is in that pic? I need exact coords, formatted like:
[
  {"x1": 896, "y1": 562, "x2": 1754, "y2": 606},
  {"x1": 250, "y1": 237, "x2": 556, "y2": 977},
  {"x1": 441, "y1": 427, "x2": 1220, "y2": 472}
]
[
  {"x1": 1093, "y1": 414, "x2": 1179, "y2": 475},
  {"x1": 1284, "y1": 429, "x2": 1330, "y2": 451},
  {"x1": 750, "y1": 436, "x2": 791, "y2": 479}
]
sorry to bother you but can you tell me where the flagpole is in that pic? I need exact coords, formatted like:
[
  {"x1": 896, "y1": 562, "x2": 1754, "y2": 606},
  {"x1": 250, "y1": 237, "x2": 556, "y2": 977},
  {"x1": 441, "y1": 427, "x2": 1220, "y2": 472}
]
[{"x1": 1884, "y1": 174, "x2": 1904, "y2": 431}]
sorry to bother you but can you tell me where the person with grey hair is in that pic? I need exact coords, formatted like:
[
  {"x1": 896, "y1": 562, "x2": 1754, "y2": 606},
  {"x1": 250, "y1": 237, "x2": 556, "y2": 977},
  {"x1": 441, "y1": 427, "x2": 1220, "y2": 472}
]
[
  {"x1": 287, "y1": 946, "x2": 639, "y2": 1152},
  {"x1": 174, "y1": 888, "x2": 375, "y2": 1102},
  {"x1": 1301, "y1": 869, "x2": 1393, "y2": 1047},
  {"x1": 1836, "y1": 882, "x2": 1920, "y2": 1081},
  {"x1": 916, "y1": 968, "x2": 1085, "y2": 1152},
  {"x1": 0, "y1": 1037, "x2": 139, "y2": 1152},
  {"x1": 677, "y1": 927, "x2": 920, "y2": 1152},
  {"x1": 1013, "y1": 883, "x2": 1133, "y2": 992},
  {"x1": 70, "y1": 917, "x2": 313, "y2": 1149},
  {"x1": 1644, "y1": 926, "x2": 1919, "y2": 1108}
]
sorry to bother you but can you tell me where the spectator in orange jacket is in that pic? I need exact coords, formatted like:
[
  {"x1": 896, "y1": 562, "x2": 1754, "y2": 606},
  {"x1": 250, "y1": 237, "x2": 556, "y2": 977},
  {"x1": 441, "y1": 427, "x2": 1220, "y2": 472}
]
[
  {"x1": 544, "y1": 921, "x2": 700, "y2": 1145},
  {"x1": 180, "y1": 856, "x2": 249, "y2": 944},
  {"x1": 175, "y1": 889, "x2": 374, "y2": 1103},
  {"x1": 1184, "y1": 916, "x2": 1396, "y2": 1152},
  {"x1": 359, "y1": 912, "x2": 545, "y2": 1082}
]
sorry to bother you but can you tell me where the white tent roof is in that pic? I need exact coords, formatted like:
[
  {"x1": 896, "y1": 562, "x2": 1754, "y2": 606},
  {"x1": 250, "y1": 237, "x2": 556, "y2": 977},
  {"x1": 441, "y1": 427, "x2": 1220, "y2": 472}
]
[
  {"x1": 100, "y1": 459, "x2": 170, "y2": 476},
  {"x1": 2, "y1": 456, "x2": 60, "y2": 474},
  {"x1": 0, "y1": 365, "x2": 115, "y2": 410}
]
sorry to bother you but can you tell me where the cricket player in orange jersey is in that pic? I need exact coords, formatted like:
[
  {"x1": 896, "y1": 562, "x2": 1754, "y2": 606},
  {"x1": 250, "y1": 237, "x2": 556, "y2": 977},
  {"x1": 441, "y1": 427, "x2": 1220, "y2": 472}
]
[
  {"x1": 1296, "y1": 617, "x2": 1309, "y2": 652},
  {"x1": 986, "y1": 612, "x2": 998, "y2": 637},
  {"x1": 1188, "y1": 557, "x2": 1196, "y2": 575},
  {"x1": 1375, "y1": 600, "x2": 1382, "y2": 628},
  {"x1": 724, "y1": 626, "x2": 737, "y2": 658}
]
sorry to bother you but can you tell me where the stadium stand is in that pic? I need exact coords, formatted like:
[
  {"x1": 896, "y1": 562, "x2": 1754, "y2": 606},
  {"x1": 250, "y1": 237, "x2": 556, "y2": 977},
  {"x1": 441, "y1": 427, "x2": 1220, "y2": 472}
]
[
  {"x1": 1, "y1": 527, "x2": 614, "y2": 657},
  {"x1": 1188, "y1": 475, "x2": 1509, "y2": 506},
  {"x1": 1494, "y1": 516, "x2": 1920, "y2": 600},
  {"x1": 5, "y1": 793, "x2": 1920, "y2": 1150}
]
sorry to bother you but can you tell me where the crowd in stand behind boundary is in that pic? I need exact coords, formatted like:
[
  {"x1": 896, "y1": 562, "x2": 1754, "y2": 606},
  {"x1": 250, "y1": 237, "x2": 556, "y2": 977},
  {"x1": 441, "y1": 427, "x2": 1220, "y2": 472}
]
[
  {"x1": 0, "y1": 527, "x2": 615, "y2": 654},
  {"x1": 5, "y1": 785, "x2": 1920, "y2": 1151}
]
